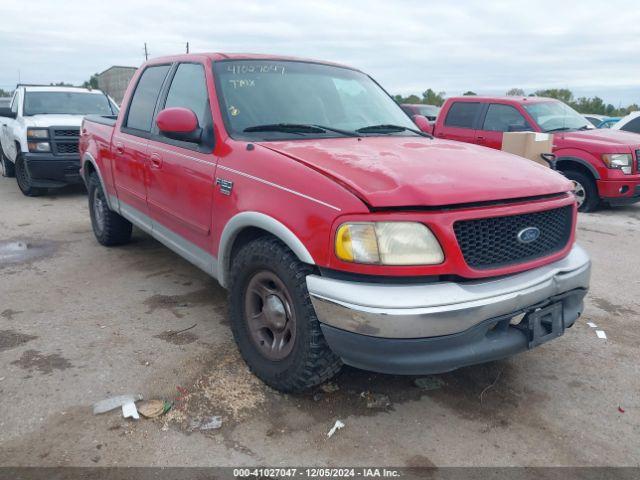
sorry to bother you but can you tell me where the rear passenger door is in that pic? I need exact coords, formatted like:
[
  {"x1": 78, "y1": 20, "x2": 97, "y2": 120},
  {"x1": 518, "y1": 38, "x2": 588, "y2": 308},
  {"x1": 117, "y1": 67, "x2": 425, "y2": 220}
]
[
  {"x1": 146, "y1": 62, "x2": 216, "y2": 253},
  {"x1": 114, "y1": 64, "x2": 171, "y2": 221},
  {"x1": 475, "y1": 103, "x2": 532, "y2": 150},
  {"x1": 436, "y1": 101, "x2": 482, "y2": 143}
]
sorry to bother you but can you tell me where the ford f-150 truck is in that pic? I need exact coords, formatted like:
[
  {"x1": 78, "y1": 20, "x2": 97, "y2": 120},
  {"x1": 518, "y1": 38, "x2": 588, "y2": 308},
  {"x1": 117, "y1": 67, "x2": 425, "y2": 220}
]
[
  {"x1": 420, "y1": 96, "x2": 640, "y2": 212},
  {"x1": 79, "y1": 53, "x2": 591, "y2": 392},
  {"x1": 0, "y1": 85, "x2": 118, "y2": 196}
]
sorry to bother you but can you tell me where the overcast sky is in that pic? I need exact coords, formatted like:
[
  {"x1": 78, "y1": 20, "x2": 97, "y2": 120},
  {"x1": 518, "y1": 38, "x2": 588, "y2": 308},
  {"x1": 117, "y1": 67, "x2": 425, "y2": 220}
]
[{"x1": 1, "y1": 0, "x2": 639, "y2": 105}]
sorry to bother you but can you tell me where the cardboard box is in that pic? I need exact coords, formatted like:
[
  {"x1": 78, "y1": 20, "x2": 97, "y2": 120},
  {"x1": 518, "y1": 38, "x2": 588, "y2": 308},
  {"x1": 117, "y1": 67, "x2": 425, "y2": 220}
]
[{"x1": 501, "y1": 132, "x2": 553, "y2": 167}]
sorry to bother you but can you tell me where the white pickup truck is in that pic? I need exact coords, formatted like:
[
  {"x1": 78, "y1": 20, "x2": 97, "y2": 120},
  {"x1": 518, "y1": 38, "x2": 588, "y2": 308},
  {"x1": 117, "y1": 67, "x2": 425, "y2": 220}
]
[{"x1": 0, "y1": 85, "x2": 118, "y2": 196}]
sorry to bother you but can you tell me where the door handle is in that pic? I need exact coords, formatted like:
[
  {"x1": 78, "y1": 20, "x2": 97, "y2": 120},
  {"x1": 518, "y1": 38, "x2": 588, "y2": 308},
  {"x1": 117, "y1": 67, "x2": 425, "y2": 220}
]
[
  {"x1": 149, "y1": 153, "x2": 163, "y2": 169},
  {"x1": 115, "y1": 143, "x2": 124, "y2": 155}
]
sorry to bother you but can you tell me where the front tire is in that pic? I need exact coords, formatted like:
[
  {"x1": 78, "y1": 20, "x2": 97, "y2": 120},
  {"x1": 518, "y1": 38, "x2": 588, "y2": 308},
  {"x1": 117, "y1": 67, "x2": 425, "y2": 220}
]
[
  {"x1": 563, "y1": 170, "x2": 599, "y2": 212},
  {"x1": 229, "y1": 237, "x2": 342, "y2": 392},
  {"x1": 15, "y1": 154, "x2": 45, "y2": 196},
  {"x1": 88, "y1": 172, "x2": 132, "y2": 246}
]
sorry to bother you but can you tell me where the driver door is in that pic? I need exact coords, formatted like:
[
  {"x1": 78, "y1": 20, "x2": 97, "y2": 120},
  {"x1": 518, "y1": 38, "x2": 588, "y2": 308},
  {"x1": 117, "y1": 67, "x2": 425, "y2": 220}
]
[
  {"x1": 475, "y1": 103, "x2": 532, "y2": 150},
  {"x1": 0, "y1": 91, "x2": 20, "y2": 163}
]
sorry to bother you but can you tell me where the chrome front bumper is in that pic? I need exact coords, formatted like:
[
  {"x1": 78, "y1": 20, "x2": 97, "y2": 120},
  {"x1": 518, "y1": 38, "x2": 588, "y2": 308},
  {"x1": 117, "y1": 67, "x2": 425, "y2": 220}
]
[{"x1": 307, "y1": 245, "x2": 591, "y2": 339}]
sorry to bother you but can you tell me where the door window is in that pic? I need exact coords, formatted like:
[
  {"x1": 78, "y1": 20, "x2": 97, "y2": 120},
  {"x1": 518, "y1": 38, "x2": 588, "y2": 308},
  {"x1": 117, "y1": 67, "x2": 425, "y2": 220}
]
[
  {"x1": 163, "y1": 63, "x2": 210, "y2": 127},
  {"x1": 125, "y1": 65, "x2": 171, "y2": 132},
  {"x1": 482, "y1": 104, "x2": 531, "y2": 132},
  {"x1": 621, "y1": 117, "x2": 640, "y2": 134},
  {"x1": 444, "y1": 102, "x2": 480, "y2": 129}
]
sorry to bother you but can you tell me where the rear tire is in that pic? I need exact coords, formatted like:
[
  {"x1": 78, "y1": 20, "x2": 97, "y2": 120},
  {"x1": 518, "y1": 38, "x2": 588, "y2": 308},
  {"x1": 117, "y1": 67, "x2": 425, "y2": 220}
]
[
  {"x1": 228, "y1": 237, "x2": 342, "y2": 392},
  {"x1": 0, "y1": 146, "x2": 15, "y2": 178},
  {"x1": 563, "y1": 170, "x2": 599, "y2": 213},
  {"x1": 15, "y1": 154, "x2": 45, "y2": 196},
  {"x1": 88, "y1": 172, "x2": 132, "y2": 246}
]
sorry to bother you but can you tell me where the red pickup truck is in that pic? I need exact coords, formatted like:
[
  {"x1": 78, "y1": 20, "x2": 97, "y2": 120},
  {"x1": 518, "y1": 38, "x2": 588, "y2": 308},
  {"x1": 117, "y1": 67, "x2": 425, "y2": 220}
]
[
  {"x1": 423, "y1": 96, "x2": 640, "y2": 212},
  {"x1": 79, "y1": 53, "x2": 591, "y2": 392}
]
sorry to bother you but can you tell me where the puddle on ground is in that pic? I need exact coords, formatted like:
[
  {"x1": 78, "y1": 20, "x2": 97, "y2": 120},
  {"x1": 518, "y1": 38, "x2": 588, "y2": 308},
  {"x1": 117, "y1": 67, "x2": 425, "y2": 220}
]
[
  {"x1": 0, "y1": 330, "x2": 38, "y2": 352},
  {"x1": 0, "y1": 239, "x2": 57, "y2": 267},
  {"x1": 11, "y1": 349, "x2": 73, "y2": 374}
]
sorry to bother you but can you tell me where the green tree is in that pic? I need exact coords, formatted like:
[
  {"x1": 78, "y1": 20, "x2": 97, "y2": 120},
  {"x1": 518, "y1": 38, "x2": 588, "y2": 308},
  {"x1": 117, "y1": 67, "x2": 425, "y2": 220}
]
[
  {"x1": 49, "y1": 81, "x2": 74, "y2": 87},
  {"x1": 463, "y1": 91, "x2": 477, "y2": 96},
  {"x1": 506, "y1": 88, "x2": 525, "y2": 96},
  {"x1": 82, "y1": 73, "x2": 100, "y2": 89},
  {"x1": 422, "y1": 88, "x2": 446, "y2": 106},
  {"x1": 0, "y1": 88, "x2": 12, "y2": 97},
  {"x1": 534, "y1": 88, "x2": 574, "y2": 104}
]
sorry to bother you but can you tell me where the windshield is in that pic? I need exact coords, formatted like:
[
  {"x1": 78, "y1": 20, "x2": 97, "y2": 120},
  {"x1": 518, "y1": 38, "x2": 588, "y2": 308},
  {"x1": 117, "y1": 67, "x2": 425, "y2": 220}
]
[
  {"x1": 23, "y1": 92, "x2": 116, "y2": 116},
  {"x1": 523, "y1": 100, "x2": 591, "y2": 132},
  {"x1": 213, "y1": 60, "x2": 416, "y2": 139}
]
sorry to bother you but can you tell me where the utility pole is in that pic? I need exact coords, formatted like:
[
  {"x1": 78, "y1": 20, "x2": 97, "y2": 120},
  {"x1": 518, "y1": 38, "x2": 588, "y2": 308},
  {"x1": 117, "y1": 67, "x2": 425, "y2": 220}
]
[
  {"x1": 144, "y1": 43, "x2": 149, "y2": 61},
  {"x1": 186, "y1": 42, "x2": 189, "y2": 54}
]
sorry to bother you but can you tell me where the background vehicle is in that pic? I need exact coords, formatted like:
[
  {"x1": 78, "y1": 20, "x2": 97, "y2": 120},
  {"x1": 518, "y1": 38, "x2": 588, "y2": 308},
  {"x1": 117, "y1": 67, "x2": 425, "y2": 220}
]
[
  {"x1": 612, "y1": 111, "x2": 640, "y2": 134},
  {"x1": 401, "y1": 103, "x2": 440, "y2": 121},
  {"x1": 425, "y1": 96, "x2": 640, "y2": 212},
  {"x1": 0, "y1": 85, "x2": 118, "y2": 196},
  {"x1": 597, "y1": 117, "x2": 621, "y2": 129},
  {"x1": 0, "y1": 98, "x2": 10, "y2": 108},
  {"x1": 583, "y1": 114, "x2": 607, "y2": 127},
  {"x1": 80, "y1": 53, "x2": 589, "y2": 392}
]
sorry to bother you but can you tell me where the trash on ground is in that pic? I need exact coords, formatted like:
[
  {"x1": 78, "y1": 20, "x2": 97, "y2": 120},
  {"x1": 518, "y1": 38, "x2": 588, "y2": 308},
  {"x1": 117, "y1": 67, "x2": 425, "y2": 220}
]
[
  {"x1": 327, "y1": 419, "x2": 345, "y2": 438},
  {"x1": 138, "y1": 399, "x2": 172, "y2": 418},
  {"x1": 587, "y1": 322, "x2": 597, "y2": 328},
  {"x1": 365, "y1": 392, "x2": 391, "y2": 409},
  {"x1": 320, "y1": 382, "x2": 339, "y2": 393},
  {"x1": 189, "y1": 415, "x2": 223, "y2": 431},
  {"x1": 414, "y1": 376, "x2": 445, "y2": 391},
  {"x1": 618, "y1": 406, "x2": 625, "y2": 413},
  {"x1": 92, "y1": 394, "x2": 143, "y2": 415},
  {"x1": 596, "y1": 330, "x2": 607, "y2": 339},
  {"x1": 122, "y1": 401, "x2": 139, "y2": 420}
]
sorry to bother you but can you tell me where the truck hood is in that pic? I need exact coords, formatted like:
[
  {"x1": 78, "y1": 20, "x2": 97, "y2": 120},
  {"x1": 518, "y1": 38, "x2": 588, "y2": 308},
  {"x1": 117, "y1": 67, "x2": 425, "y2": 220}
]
[
  {"x1": 23, "y1": 115, "x2": 84, "y2": 128},
  {"x1": 554, "y1": 128, "x2": 640, "y2": 152},
  {"x1": 257, "y1": 136, "x2": 572, "y2": 208}
]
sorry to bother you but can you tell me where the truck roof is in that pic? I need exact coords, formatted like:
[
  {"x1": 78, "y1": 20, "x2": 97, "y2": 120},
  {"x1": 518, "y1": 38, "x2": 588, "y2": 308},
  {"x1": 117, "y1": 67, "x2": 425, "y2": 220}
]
[
  {"x1": 446, "y1": 95, "x2": 556, "y2": 104},
  {"x1": 145, "y1": 52, "x2": 357, "y2": 71},
  {"x1": 21, "y1": 85, "x2": 105, "y2": 94}
]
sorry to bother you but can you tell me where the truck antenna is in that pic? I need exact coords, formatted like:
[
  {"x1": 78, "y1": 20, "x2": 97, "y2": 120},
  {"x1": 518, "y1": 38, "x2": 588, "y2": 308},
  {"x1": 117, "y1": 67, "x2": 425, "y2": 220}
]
[{"x1": 144, "y1": 43, "x2": 149, "y2": 61}]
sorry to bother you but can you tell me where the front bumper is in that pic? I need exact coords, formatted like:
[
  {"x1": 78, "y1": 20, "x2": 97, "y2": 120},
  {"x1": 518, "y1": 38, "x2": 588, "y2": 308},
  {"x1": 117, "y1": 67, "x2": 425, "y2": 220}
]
[
  {"x1": 23, "y1": 153, "x2": 82, "y2": 187},
  {"x1": 597, "y1": 179, "x2": 640, "y2": 205},
  {"x1": 308, "y1": 244, "x2": 591, "y2": 374}
]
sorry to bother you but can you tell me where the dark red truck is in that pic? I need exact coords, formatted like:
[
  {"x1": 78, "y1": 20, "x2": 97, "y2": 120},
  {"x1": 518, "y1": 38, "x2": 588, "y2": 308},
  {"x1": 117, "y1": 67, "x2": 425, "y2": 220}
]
[
  {"x1": 79, "y1": 53, "x2": 590, "y2": 392},
  {"x1": 423, "y1": 96, "x2": 640, "y2": 211}
]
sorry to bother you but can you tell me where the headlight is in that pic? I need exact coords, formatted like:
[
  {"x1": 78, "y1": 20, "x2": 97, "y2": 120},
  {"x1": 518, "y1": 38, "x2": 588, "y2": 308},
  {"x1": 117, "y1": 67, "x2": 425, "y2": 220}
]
[
  {"x1": 335, "y1": 222, "x2": 444, "y2": 265},
  {"x1": 602, "y1": 153, "x2": 633, "y2": 174},
  {"x1": 26, "y1": 128, "x2": 49, "y2": 140},
  {"x1": 28, "y1": 142, "x2": 51, "y2": 152}
]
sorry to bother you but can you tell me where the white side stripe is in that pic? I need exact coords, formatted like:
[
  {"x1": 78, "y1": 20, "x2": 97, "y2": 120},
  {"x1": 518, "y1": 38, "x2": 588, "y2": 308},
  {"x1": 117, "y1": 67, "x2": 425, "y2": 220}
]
[{"x1": 217, "y1": 165, "x2": 341, "y2": 211}]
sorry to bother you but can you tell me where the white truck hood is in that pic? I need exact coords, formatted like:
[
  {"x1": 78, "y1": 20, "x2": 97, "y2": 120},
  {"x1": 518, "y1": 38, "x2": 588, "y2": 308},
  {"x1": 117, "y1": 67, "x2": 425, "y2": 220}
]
[{"x1": 23, "y1": 114, "x2": 84, "y2": 128}]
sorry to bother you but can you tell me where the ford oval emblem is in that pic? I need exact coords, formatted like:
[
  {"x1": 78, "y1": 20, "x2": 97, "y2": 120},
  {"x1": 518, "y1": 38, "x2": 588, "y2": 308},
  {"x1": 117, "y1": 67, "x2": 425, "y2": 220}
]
[{"x1": 517, "y1": 227, "x2": 540, "y2": 244}]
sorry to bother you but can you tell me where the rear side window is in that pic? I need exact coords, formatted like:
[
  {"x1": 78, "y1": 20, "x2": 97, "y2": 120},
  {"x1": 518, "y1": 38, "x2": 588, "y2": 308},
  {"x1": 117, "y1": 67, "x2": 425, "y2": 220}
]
[
  {"x1": 163, "y1": 63, "x2": 210, "y2": 127},
  {"x1": 621, "y1": 117, "x2": 640, "y2": 134},
  {"x1": 125, "y1": 65, "x2": 170, "y2": 132},
  {"x1": 482, "y1": 104, "x2": 531, "y2": 132},
  {"x1": 444, "y1": 102, "x2": 480, "y2": 128}
]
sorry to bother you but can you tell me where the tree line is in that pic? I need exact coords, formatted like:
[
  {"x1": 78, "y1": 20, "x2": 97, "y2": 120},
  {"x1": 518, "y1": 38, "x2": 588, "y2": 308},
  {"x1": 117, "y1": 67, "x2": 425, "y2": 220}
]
[{"x1": 393, "y1": 88, "x2": 639, "y2": 116}]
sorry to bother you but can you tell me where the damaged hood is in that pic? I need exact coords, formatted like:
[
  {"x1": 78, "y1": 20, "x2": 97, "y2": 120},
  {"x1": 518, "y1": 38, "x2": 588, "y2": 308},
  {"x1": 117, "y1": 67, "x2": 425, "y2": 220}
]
[{"x1": 257, "y1": 136, "x2": 572, "y2": 208}]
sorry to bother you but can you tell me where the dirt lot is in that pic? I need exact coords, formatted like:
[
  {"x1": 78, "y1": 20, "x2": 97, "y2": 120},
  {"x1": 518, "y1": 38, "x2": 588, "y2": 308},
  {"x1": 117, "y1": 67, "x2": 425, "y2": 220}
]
[{"x1": 0, "y1": 176, "x2": 638, "y2": 468}]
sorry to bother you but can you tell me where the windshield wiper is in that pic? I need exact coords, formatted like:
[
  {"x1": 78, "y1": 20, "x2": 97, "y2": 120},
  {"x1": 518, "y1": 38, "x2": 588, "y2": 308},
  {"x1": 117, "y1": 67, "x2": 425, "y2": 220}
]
[
  {"x1": 243, "y1": 123, "x2": 358, "y2": 137},
  {"x1": 544, "y1": 127, "x2": 574, "y2": 133},
  {"x1": 355, "y1": 124, "x2": 432, "y2": 137}
]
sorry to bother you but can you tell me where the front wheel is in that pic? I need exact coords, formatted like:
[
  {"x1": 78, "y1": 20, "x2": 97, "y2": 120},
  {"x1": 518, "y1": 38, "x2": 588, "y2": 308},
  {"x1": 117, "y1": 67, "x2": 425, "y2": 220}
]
[
  {"x1": 563, "y1": 170, "x2": 599, "y2": 213},
  {"x1": 15, "y1": 155, "x2": 45, "y2": 196},
  {"x1": 228, "y1": 237, "x2": 342, "y2": 392}
]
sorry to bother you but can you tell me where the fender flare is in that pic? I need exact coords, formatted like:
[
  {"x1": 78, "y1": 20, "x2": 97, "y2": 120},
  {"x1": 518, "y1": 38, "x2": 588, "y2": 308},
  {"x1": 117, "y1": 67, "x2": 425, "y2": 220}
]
[
  {"x1": 555, "y1": 156, "x2": 600, "y2": 180},
  {"x1": 217, "y1": 211, "x2": 315, "y2": 288},
  {"x1": 82, "y1": 152, "x2": 116, "y2": 210}
]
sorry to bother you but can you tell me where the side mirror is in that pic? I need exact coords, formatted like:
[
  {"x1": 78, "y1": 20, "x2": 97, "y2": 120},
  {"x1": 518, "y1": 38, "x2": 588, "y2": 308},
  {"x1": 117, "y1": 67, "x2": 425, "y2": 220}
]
[
  {"x1": 0, "y1": 107, "x2": 16, "y2": 119},
  {"x1": 156, "y1": 107, "x2": 202, "y2": 143},
  {"x1": 540, "y1": 153, "x2": 557, "y2": 170},
  {"x1": 412, "y1": 114, "x2": 434, "y2": 134}
]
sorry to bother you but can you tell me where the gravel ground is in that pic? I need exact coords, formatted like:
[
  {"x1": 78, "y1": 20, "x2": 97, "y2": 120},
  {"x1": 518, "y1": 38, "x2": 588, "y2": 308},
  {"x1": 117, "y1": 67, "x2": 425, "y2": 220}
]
[{"x1": 0, "y1": 176, "x2": 638, "y2": 468}]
